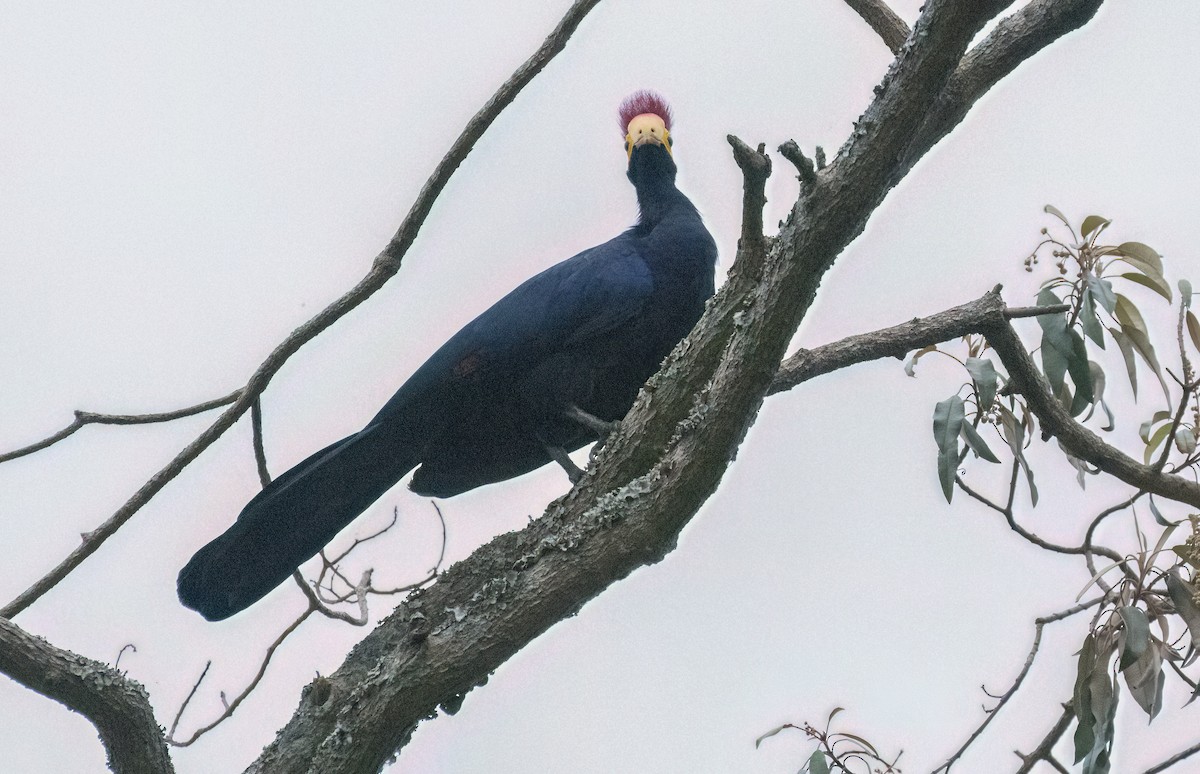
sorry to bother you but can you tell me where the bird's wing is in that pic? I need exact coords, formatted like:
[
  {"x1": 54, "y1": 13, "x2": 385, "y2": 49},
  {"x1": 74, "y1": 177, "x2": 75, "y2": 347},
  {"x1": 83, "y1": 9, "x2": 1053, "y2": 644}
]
[{"x1": 371, "y1": 237, "x2": 653, "y2": 423}]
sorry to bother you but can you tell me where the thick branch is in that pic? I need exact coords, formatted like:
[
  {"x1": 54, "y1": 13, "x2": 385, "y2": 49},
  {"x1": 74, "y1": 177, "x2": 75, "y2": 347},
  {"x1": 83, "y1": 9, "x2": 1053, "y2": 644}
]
[
  {"x1": 0, "y1": 617, "x2": 172, "y2": 774},
  {"x1": 0, "y1": 0, "x2": 601, "y2": 621},
  {"x1": 769, "y1": 289, "x2": 1009, "y2": 394},
  {"x1": 987, "y1": 320, "x2": 1200, "y2": 508},
  {"x1": 764, "y1": 287, "x2": 1200, "y2": 509},
  {"x1": 843, "y1": 0, "x2": 910, "y2": 54},
  {"x1": 897, "y1": 0, "x2": 1105, "y2": 178},
  {"x1": 250, "y1": 4, "x2": 1105, "y2": 769}
]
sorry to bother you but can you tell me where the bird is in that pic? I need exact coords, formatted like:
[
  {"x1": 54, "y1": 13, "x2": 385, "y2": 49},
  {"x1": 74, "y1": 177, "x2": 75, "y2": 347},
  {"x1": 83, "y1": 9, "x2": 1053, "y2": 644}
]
[{"x1": 178, "y1": 91, "x2": 718, "y2": 621}]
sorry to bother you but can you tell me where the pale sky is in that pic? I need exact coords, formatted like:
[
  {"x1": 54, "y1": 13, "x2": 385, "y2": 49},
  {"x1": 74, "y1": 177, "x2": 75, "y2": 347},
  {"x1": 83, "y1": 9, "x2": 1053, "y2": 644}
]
[{"x1": 2, "y1": 2, "x2": 1199, "y2": 772}]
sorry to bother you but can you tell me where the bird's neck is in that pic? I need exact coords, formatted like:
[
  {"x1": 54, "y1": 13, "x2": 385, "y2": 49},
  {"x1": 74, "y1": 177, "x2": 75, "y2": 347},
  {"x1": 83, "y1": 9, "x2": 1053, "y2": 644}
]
[{"x1": 634, "y1": 176, "x2": 689, "y2": 228}]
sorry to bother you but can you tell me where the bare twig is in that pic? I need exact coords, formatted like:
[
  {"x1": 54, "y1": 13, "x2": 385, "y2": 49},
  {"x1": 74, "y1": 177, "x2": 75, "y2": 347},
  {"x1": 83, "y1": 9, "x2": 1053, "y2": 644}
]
[
  {"x1": 1014, "y1": 702, "x2": 1074, "y2": 774},
  {"x1": 250, "y1": 397, "x2": 271, "y2": 488},
  {"x1": 0, "y1": 0, "x2": 602, "y2": 621},
  {"x1": 168, "y1": 661, "x2": 211, "y2": 742},
  {"x1": 1006, "y1": 304, "x2": 1070, "y2": 319},
  {"x1": 0, "y1": 390, "x2": 241, "y2": 464},
  {"x1": 169, "y1": 609, "x2": 315, "y2": 747},
  {"x1": 931, "y1": 599, "x2": 1101, "y2": 773},
  {"x1": 1145, "y1": 738, "x2": 1200, "y2": 772},
  {"x1": 114, "y1": 643, "x2": 137, "y2": 671},
  {"x1": 1081, "y1": 491, "x2": 1143, "y2": 590},
  {"x1": 962, "y1": 470, "x2": 1107, "y2": 557}
]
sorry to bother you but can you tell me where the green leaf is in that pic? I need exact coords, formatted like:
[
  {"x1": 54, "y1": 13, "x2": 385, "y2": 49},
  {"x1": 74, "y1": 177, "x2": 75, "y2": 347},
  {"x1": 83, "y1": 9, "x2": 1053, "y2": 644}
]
[
  {"x1": 1086, "y1": 275, "x2": 1117, "y2": 314},
  {"x1": 1080, "y1": 215, "x2": 1110, "y2": 239},
  {"x1": 1117, "y1": 606, "x2": 1150, "y2": 670},
  {"x1": 1114, "y1": 293, "x2": 1150, "y2": 338},
  {"x1": 1017, "y1": 453, "x2": 1038, "y2": 506},
  {"x1": 1073, "y1": 633, "x2": 1098, "y2": 763},
  {"x1": 1044, "y1": 204, "x2": 1072, "y2": 229},
  {"x1": 807, "y1": 750, "x2": 830, "y2": 774},
  {"x1": 1123, "y1": 644, "x2": 1163, "y2": 720},
  {"x1": 960, "y1": 421, "x2": 1001, "y2": 463},
  {"x1": 1085, "y1": 672, "x2": 1118, "y2": 774},
  {"x1": 837, "y1": 732, "x2": 879, "y2": 757},
  {"x1": 1085, "y1": 363, "x2": 1114, "y2": 431},
  {"x1": 1143, "y1": 421, "x2": 1173, "y2": 465},
  {"x1": 1147, "y1": 496, "x2": 1179, "y2": 528},
  {"x1": 755, "y1": 725, "x2": 789, "y2": 748},
  {"x1": 1067, "y1": 332, "x2": 1094, "y2": 416},
  {"x1": 1179, "y1": 278, "x2": 1192, "y2": 307},
  {"x1": 1166, "y1": 572, "x2": 1200, "y2": 652},
  {"x1": 965, "y1": 357, "x2": 998, "y2": 410},
  {"x1": 1080, "y1": 289, "x2": 1106, "y2": 348},
  {"x1": 933, "y1": 395, "x2": 965, "y2": 502},
  {"x1": 1108, "y1": 327, "x2": 1138, "y2": 399},
  {"x1": 1080, "y1": 662, "x2": 1117, "y2": 774},
  {"x1": 1133, "y1": 667, "x2": 1164, "y2": 721},
  {"x1": 1115, "y1": 295, "x2": 1170, "y2": 402},
  {"x1": 997, "y1": 403, "x2": 1038, "y2": 505},
  {"x1": 905, "y1": 344, "x2": 937, "y2": 377},
  {"x1": 1176, "y1": 426, "x2": 1197, "y2": 455},
  {"x1": 1038, "y1": 290, "x2": 1069, "y2": 393},
  {"x1": 1187, "y1": 310, "x2": 1200, "y2": 353},
  {"x1": 1117, "y1": 241, "x2": 1164, "y2": 276},
  {"x1": 1119, "y1": 271, "x2": 1172, "y2": 302},
  {"x1": 1038, "y1": 289, "x2": 1093, "y2": 414}
]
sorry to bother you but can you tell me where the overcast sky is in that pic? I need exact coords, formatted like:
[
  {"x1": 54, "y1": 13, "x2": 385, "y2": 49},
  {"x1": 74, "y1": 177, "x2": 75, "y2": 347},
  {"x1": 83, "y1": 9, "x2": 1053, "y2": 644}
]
[{"x1": 2, "y1": 2, "x2": 1199, "y2": 772}]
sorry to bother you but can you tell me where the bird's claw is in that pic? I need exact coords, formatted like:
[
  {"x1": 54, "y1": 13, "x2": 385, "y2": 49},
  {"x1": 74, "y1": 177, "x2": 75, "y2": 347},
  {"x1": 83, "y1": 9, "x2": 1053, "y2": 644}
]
[{"x1": 565, "y1": 405, "x2": 622, "y2": 440}]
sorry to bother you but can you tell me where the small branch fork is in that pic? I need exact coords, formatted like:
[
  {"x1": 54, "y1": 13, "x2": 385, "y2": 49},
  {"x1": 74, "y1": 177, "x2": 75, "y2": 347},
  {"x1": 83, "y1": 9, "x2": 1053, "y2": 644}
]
[
  {"x1": 930, "y1": 598, "x2": 1101, "y2": 773},
  {"x1": 0, "y1": 616, "x2": 174, "y2": 773},
  {"x1": 167, "y1": 403, "x2": 449, "y2": 747},
  {"x1": 0, "y1": 391, "x2": 242, "y2": 464}
]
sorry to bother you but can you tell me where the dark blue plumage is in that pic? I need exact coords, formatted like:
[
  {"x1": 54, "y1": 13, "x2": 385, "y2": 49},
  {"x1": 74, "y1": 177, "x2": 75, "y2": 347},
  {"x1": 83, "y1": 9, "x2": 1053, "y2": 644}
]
[{"x1": 178, "y1": 96, "x2": 717, "y2": 620}]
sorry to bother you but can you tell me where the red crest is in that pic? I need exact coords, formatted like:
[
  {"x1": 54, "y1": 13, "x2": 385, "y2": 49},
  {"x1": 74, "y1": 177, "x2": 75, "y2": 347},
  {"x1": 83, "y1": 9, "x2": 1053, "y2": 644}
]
[{"x1": 618, "y1": 90, "x2": 673, "y2": 134}]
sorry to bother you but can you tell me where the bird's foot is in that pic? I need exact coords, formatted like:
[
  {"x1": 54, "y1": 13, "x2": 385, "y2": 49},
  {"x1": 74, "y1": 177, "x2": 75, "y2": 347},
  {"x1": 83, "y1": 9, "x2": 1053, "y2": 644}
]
[
  {"x1": 543, "y1": 443, "x2": 585, "y2": 484},
  {"x1": 565, "y1": 405, "x2": 622, "y2": 439}
]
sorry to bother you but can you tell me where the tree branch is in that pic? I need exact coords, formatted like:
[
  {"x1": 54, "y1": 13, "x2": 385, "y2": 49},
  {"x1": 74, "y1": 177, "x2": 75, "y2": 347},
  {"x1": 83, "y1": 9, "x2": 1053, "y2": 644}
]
[
  {"x1": 0, "y1": 391, "x2": 241, "y2": 465},
  {"x1": 986, "y1": 319, "x2": 1200, "y2": 508},
  {"x1": 931, "y1": 598, "x2": 1101, "y2": 774},
  {"x1": 843, "y1": 0, "x2": 910, "y2": 54},
  {"x1": 241, "y1": 3, "x2": 1105, "y2": 770},
  {"x1": 898, "y1": 0, "x2": 1105, "y2": 179},
  {"x1": 0, "y1": 0, "x2": 602, "y2": 621},
  {"x1": 0, "y1": 617, "x2": 172, "y2": 773},
  {"x1": 1014, "y1": 702, "x2": 1075, "y2": 774},
  {"x1": 1145, "y1": 739, "x2": 1200, "y2": 773}
]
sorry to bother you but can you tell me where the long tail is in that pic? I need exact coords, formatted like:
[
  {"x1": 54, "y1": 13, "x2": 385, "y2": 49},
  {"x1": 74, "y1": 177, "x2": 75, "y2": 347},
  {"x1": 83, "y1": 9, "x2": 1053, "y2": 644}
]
[{"x1": 177, "y1": 424, "x2": 420, "y2": 620}]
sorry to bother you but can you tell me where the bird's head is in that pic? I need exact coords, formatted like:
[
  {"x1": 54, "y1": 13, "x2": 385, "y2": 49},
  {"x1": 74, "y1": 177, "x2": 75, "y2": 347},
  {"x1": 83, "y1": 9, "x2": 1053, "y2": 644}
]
[{"x1": 619, "y1": 90, "x2": 673, "y2": 160}]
